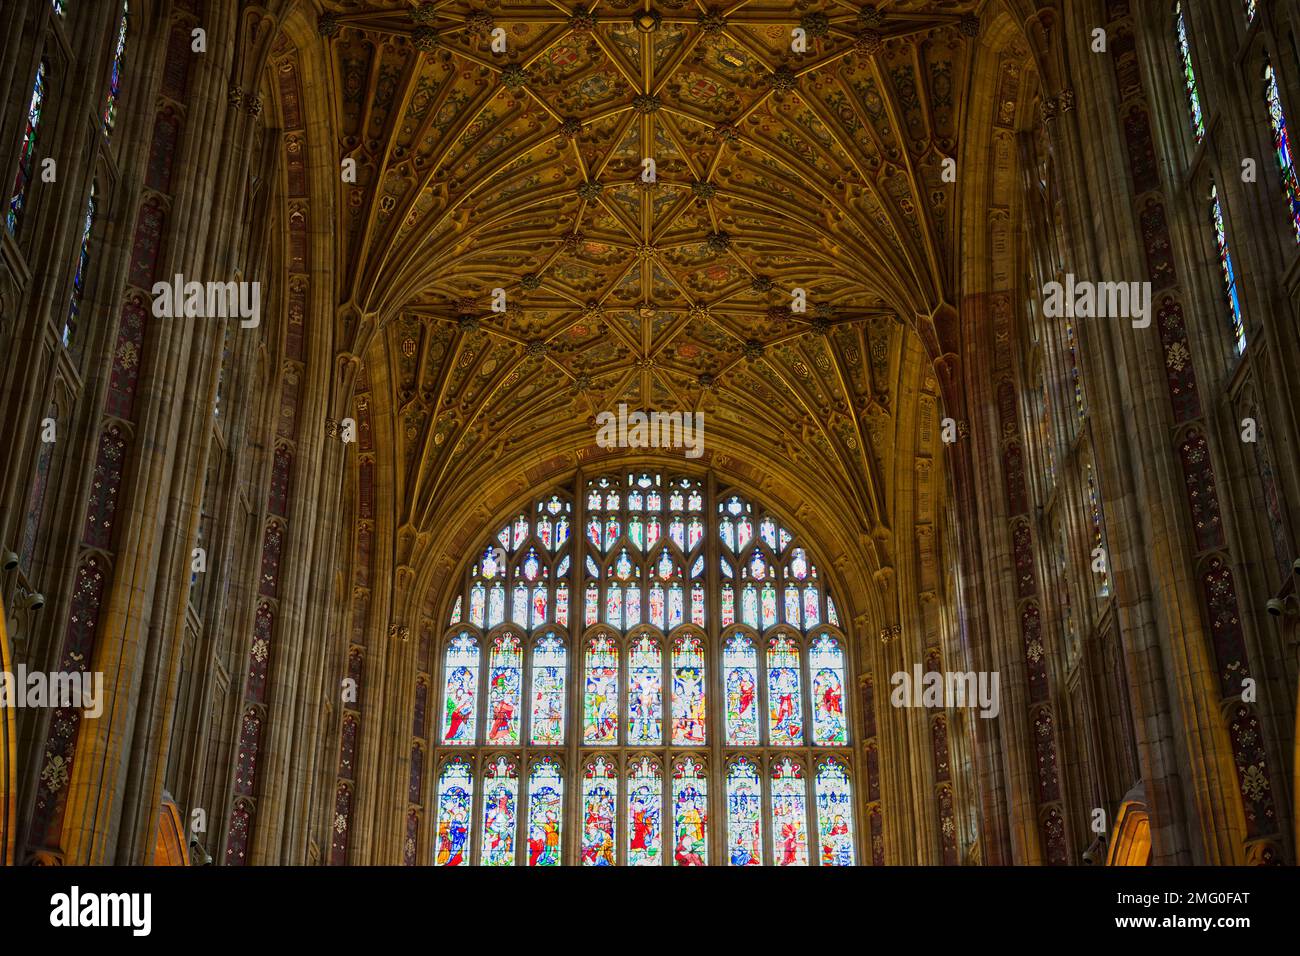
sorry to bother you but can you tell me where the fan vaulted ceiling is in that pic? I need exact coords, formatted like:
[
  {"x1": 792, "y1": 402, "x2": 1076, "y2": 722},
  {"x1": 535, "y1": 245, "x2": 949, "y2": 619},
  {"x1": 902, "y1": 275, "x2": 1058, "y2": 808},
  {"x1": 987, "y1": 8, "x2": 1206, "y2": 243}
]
[{"x1": 318, "y1": 0, "x2": 982, "y2": 579}]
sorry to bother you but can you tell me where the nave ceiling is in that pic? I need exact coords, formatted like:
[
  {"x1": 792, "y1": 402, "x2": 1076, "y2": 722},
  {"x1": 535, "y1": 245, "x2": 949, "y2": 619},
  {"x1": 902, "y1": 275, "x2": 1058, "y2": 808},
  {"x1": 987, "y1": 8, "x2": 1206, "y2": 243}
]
[{"x1": 289, "y1": 0, "x2": 1025, "y2": 619}]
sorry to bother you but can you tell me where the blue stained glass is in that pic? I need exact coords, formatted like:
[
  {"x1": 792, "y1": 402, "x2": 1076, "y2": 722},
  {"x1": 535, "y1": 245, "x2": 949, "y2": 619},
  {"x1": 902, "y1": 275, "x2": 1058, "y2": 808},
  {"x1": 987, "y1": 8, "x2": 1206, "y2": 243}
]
[
  {"x1": 1264, "y1": 59, "x2": 1300, "y2": 243},
  {"x1": 1210, "y1": 183, "x2": 1247, "y2": 355},
  {"x1": 64, "y1": 181, "x2": 97, "y2": 348},
  {"x1": 526, "y1": 758, "x2": 563, "y2": 866}
]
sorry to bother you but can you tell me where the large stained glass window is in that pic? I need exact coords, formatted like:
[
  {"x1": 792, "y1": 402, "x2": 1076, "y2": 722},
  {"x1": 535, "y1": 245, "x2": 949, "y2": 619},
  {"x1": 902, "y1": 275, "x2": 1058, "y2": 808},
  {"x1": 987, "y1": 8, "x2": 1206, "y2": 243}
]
[
  {"x1": 1085, "y1": 462, "x2": 1111, "y2": 599},
  {"x1": 580, "y1": 757, "x2": 617, "y2": 866},
  {"x1": 771, "y1": 758, "x2": 809, "y2": 866},
  {"x1": 815, "y1": 758, "x2": 856, "y2": 866},
  {"x1": 480, "y1": 756, "x2": 518, "y2": 866},
  {"x1": 1175, "y1": 1, "x2": 1205, "y2": 142},
  {"x1": 627, "y1": 757, "x2": 663, "y2": 865},
  {"x1": 1209, "y1": 182, "x2": 1247, "y2": 355},
  {"x1": 433, "y1": 758, "x2": 472, "y2": 866},
  {"x1": 7, "y1": 59, "x2": 48, "y2": 235},
  {"x1": 726, "y1": 758, "x2": 763, "y2": 866},
  {"x1": 433, "y1": 472, "x2": 856, "y2": 865},
  {"x1": 64, "y1": 180, "x2": 97, "y2": 348},
  {"x1": 102, "y1": 1, "x2": 128, "y2": 136},
  {"x1": 672, "y1": 757, "x2": 708, "y2": 866},
  {"x1": 526, "y1": 758, "x2": 563, "y2": 866},
  {"x1": 1263, "y1": 56, "x2": 1300, "y2": 243}
]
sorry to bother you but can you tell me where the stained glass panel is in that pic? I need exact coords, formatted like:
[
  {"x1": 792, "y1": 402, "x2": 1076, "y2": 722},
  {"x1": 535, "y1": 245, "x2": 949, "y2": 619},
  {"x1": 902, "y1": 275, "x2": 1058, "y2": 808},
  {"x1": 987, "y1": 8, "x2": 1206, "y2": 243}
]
[
  {"x1": 7, "y1": 60, "x2": 47, "y2": 235},
  {"x1": 1209, "y1": 183, "x2": 1247, "y2": 355},
  {"x1": 480, "y1": 756, "x2": 518, "y2": 866},
  {"x1": 810, "y1": 633, "x2": 848, "y2": 746},
  {"x1": 726, "y1": 758, "x2": 763, "y2": 866},
  {"x1": 102, "y1": 2, "x2": 129, "y2": 136},
  {"x1": 1264, "y1": 58, "x2": 1300, "y2": 243},
  {"x1": 526, "y1": 759, "x2": 563, "y2": 866},
  {"x1": 768, "y1": 634, "x2": 804, "y2": 745},
  {"x1": 724, "y1": 634, "x2": 760, "y2": 745},
  {"x1": 583, "y1": 635, "x2": 618, "y2": 744},
  {"x1": 671, "y1": 634, "x2": 706, "y2": 745},
  {"x1": 440, "y1": 633, "x2": 478, "y2": 745},
  {"x1": 672, "y1": 758, "x2": 708, "y2": 866},
  {"x1": 771, "y1": 758, "x2": 809, "y2": 866},
  {"x1": 627, "y1": 757, "x2": 663, "y2": 866},
  {"x1": 433, "y1": 758, "x2": 472, "y2": 866},
  {"x1": 1175, "y1": 2, "x2": 1205, "y2": 142},
  {"x1": 530, "y1": 634, "x2": 566, "y2": 744},
  {"x1": 628, "y1": 634, "x2": 662, "y2": 745},
  {"x1": 486, "y1": 633, "x2": 522, "y2": 745},
  {"x1": 581, "y1": 757, "x2": 617, "y2": 866},
  {"x1": 815, "y1": 758, "x2": 855, "y2": 866}
]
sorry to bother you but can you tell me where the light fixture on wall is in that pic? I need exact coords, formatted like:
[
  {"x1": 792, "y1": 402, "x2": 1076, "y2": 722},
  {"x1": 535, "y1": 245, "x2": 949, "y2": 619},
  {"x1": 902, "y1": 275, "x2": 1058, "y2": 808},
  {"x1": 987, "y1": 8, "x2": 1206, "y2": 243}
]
[{"x1": 1, "y1": 549, "x2": 17, "y2": 571}]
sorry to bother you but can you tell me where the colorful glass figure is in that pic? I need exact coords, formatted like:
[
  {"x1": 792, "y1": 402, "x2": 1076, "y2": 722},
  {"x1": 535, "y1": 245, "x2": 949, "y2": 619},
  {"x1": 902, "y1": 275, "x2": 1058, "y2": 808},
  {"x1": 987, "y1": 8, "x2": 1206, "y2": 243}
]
[
  {"x1": 627, "y1": 757, "x2": 662, "y2": 866},
  {"x1": 530, "y1": 634, "x2": 566, "y2": 744},
  {"x1": 771, "y1": 758, "x2": 809, "y2": 866},
  {"x1": 726, "y1": 758, "x2": 763, "y2": 866},
  {"x1": 526, "y1": 759, "x2": 563, "y2": 866},
  {"x1": 64, "y1": 181, "x2": 96, "y2": 347},
  {"x1": 672, "y1": 758, "x2": 708, "y2": 866},
  {"x1": 671, "y1": 634, "x2": 707, "y2": 745},
  {"x1": 486, "y1": 633, "x2": 522, "y2": 744},
  {"x1": 581, "y1": 757, "x2": 617, "y2": 866},
  {"x1": 433, "y1": 758, "x2": 473, "y2": 866},
  {"x1": 815, "y1": 759, "x2": 855, "y2": 866},
  {"x1": 810, "y1": 633, "x2": 847, "y2": 746},
  {"x1": 768, "y1": 634, "x2": 804, "y2": 745},
  {"x1": 441, "y1": 633, "x2": 479, "y2": 745},
  {"x1": 724, "y1": 634, "x2": 760, "y2": 745},
  {"x1": 583, "y1": 635, "x2": 618, "y2": 744},
  {"x1": 480, "y1": 756, "x2": 518, "y2": 866},
  {"x1": 628, "y1": 634, "x2": 662, "y2": 745}
]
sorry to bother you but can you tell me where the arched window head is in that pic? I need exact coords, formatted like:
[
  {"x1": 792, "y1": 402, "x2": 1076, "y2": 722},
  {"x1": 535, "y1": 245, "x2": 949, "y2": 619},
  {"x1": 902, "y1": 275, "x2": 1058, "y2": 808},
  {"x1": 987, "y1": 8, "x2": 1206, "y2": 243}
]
[
  {"x1": 1174, "y1": 1, "x2": 1205, "y2": 142},
  {"x1": 627, "y1": 633, "x2": 662, "y2": 745},
  {"x1": 670, "y1": 634, "x2": 706, "y2": 745},
  {"x1": 102, "y1": 1, "x2": 129, "y2": 137},
  {"x1": 7, "y1": 59, "x2": 48, "y2": 235}
]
